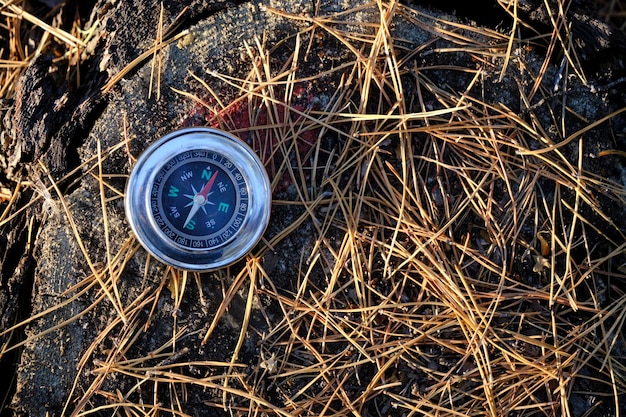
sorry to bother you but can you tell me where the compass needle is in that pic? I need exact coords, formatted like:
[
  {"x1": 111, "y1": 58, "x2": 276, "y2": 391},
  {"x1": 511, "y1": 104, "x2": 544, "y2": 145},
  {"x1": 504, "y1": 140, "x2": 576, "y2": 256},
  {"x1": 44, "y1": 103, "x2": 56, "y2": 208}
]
[
  {"x1": 199, "y1": 171, "x2": 218, "y2": 199},
  {"x1": 183, "y1": 202, "x2": 200, "y2": 229}
]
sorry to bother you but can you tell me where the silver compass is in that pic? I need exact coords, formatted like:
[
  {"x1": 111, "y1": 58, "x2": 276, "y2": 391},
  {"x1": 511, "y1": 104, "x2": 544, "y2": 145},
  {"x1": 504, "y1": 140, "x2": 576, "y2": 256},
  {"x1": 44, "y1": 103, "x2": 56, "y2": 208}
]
[{"x1": 125, "y1": 127, "x2": 271, "y2": 271}]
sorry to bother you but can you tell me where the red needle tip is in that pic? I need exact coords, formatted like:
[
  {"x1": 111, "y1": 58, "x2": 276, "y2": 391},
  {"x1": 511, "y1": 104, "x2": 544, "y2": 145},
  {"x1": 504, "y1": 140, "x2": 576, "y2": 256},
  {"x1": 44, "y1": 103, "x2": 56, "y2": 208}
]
[{"x1": 199, "y1": 171, "x2": 218, "y2": 198}]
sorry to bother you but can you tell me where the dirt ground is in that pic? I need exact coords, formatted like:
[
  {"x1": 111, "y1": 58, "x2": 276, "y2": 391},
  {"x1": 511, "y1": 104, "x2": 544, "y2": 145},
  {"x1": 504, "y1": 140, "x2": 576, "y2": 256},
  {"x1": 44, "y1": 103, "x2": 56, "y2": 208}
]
[{"x1": 1, "y1": 0, "x2": 626, "y2": 416}]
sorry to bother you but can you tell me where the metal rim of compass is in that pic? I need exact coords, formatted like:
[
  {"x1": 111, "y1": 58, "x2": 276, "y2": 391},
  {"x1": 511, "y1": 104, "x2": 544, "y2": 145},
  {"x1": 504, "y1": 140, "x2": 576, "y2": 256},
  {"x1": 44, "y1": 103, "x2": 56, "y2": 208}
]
[{"x1": 125, "y1": 127, "x2": 271, "y2": 271}]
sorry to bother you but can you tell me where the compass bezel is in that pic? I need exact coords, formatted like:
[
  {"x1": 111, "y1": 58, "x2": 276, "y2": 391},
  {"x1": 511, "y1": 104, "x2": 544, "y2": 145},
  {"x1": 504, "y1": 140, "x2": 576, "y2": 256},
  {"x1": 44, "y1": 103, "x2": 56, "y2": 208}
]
[{"x1": 125, "y1": 127, "x2": 271, "y2": 271}]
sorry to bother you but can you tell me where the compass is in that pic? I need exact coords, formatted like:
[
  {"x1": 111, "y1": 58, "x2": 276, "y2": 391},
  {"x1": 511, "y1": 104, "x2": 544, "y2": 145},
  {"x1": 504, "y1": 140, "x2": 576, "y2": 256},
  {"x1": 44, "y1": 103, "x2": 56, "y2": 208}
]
[{"x1": 125, "y1": 127, "x2": 271, "y2": 271}]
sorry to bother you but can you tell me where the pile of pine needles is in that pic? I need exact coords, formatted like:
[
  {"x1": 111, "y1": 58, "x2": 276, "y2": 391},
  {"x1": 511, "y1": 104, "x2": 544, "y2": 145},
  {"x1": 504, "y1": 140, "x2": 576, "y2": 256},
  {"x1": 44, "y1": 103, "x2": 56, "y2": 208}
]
[{"x1": 1, "y1": 0, "x2": 626, "y2": 416}]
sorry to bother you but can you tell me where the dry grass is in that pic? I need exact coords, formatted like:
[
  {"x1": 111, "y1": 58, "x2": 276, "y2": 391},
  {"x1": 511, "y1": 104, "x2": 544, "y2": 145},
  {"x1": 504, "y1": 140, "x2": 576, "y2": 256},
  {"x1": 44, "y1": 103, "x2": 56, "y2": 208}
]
[
  {"x1": 0, "y1": 0, "x2": 89, "y2": 98},
  {"x1": 1, "y1": 0, "x2": 626, "y2": 416},
  {"x1": 595, "y1": 0, "x2": 626, "y2": 30}
]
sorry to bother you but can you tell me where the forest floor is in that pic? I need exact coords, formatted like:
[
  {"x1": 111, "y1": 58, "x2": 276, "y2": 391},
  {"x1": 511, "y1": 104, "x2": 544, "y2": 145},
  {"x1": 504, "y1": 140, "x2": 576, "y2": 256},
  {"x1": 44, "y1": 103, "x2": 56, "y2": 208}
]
[{"x1": 1, "y1": 0, "x2": 626, "y2": 416}]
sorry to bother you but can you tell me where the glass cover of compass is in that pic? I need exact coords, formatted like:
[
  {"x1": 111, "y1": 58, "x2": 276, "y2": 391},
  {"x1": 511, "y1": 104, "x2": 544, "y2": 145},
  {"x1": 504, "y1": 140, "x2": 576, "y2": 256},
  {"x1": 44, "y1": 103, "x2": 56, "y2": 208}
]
[{"x1": 125, "y1": 127, "x2": 271, "y2": 271}]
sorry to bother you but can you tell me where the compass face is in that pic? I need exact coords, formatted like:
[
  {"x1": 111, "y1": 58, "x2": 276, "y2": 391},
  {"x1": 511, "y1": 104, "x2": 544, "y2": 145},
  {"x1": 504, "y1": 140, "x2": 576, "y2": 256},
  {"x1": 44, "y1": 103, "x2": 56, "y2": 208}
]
[
  {"x1": 153, "y1": 151, "x2": 248, "y2": 250},
  {"x1": 125, "y1": 128, "x2": 271, "y2": 271}
]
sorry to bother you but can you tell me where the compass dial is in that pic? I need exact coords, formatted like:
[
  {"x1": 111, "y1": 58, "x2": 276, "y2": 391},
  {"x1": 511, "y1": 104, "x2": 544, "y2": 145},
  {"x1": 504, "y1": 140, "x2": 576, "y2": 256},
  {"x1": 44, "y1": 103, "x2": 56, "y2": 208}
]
[
  {"x1": 125, "y1": 128, "x2": 271, "y2": 271},
  {"x1": 154, "y1": 151, "x2": 248, "y2": 250}
]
